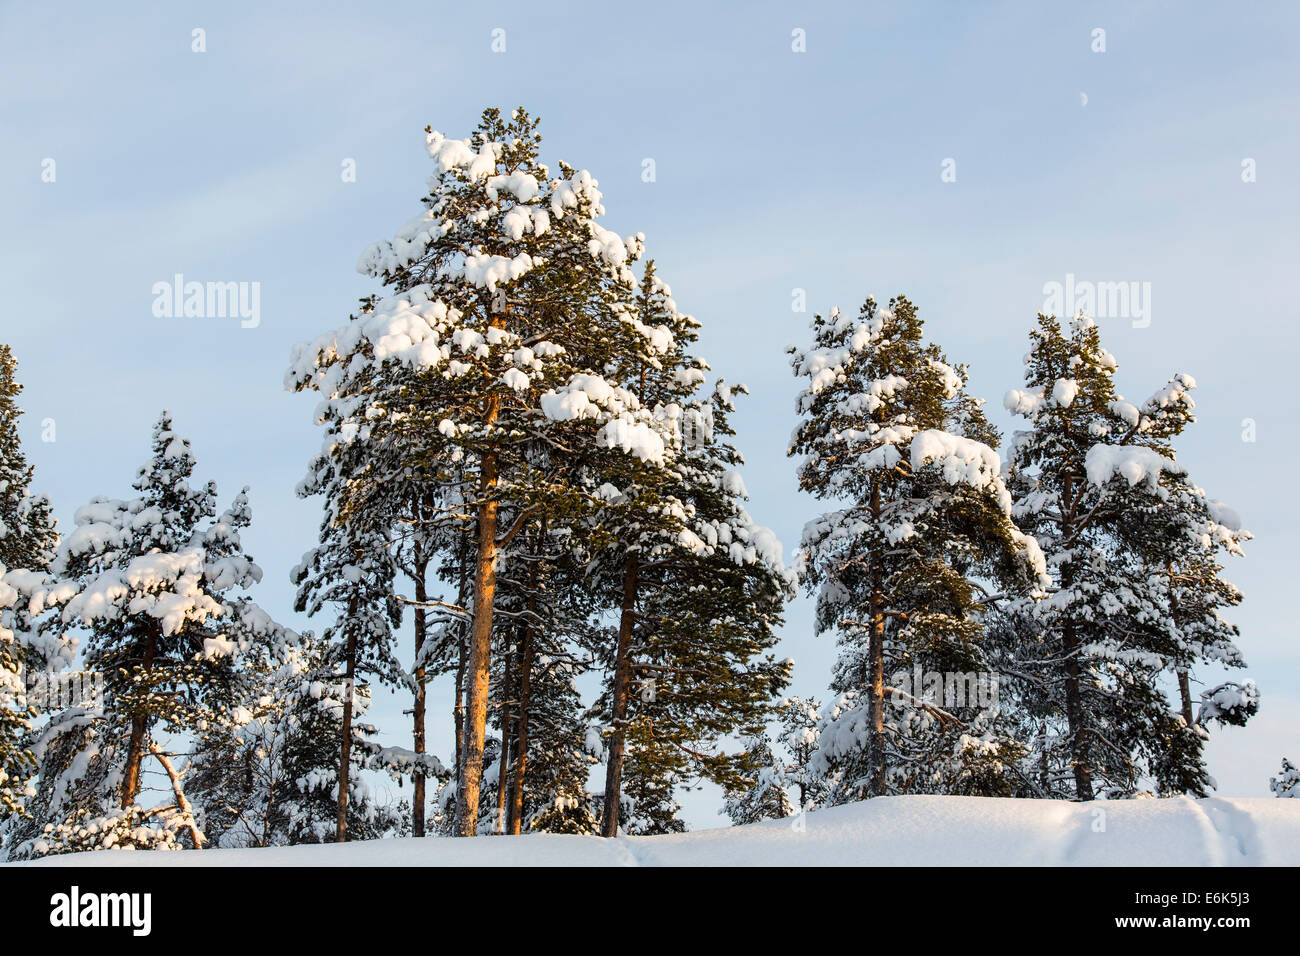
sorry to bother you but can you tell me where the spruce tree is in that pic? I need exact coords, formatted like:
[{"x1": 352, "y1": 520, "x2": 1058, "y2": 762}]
[
  {"x1": 0, "y1": 565, "x2": 37, "y2": 822},
  {"x1": 775, "y1": 695, "x2": 827, "y2": 811},
  {"x1": 789, "y1": 296, "x2": 1045, "y2": 802},
  {"x1": 723, "y1": 732, "x2": 795, "y2": 825}
]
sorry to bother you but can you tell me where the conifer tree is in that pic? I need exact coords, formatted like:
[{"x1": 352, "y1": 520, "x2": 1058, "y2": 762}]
[
  {"x1": 12, "y1": 413, "x2": 291, "y2": 855},
  {"x1": 775, "y1": 695, "x2": 827, "y2": 811},
  {"x1": 789, "y1": 296, "x2": 1045, "y2": 802},
  {"x1": 288, "y1": 107, "x2": 671, "y2": 834},
  {"x1": 0, "y1": 346, "x2": 58, "y2": 827},
  {"x1": 590, "y1": 264, "x2": 793, "y2": 835},
  {"x1": 0, "y1": 564, "x2": 37, "y2": 822},
  {"x1": 291, "y1": 440, "x2": 404, "y2": 841},
  {"x1": 0, "y1": 345, "x2": 57, "y2": 574},
  {"x1": 1002, "y1": 313, "x2": 1209, "y2": 799},
  {"x1": 188, "y1": 632, "x2": 409, "y2": 846},
  {"x1": 1272, "y1": 758, "x2": 1299, "y2": 798},
  {"x1": 723, "y1": 732, "x2": 795, "y2": 825},
  {"x1": 1144, "y1": 479, "x2": 1255, "y2": 795},
  {"x1": 488, "y1": 522, "x2": 601, "y2": 835}
]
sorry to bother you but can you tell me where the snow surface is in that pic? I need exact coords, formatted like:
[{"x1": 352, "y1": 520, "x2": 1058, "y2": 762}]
[{"x1": 12, "y1": 796, "x2": 1298, "y2": 867}]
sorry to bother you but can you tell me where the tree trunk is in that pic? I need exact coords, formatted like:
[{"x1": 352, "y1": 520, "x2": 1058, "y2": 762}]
[
  {"x1": 336, "y1": 596, "x2": 360, "y2": 841},
  {"x1": 866, "y1": 476, "x2": 886, "y2": 797},
  {"x1": 868, "y1": 602, "x2": 886, "y2": 797},
  {"x1": 493, "y1": 635, "x2": 513, "y2": 834},
  {"x1": 411, "y1": 552, "x2": 429, "y2": 837},
  {"x1": 456, "y1": 444, "x2": 500, "y2": 836},
  {"x1": 1061, "y1": 623, "x2": 1093, "y2": 800},
  {"x1": 1169, "y1": 562, "x2": 1196, "y2": 726},
  {"x1": 120, "y1": 628, "x2": 158, "y2": 810},
  {"x1": 1177, "y1": 670, "x2": 1195, "y2": 726},
  {"x1": 600, "y1": 555, "x2": 639, "y2": 837},
  {"x1": 506, "y1": 624, "x2": 532, "y2": 834},
  {"x1": 452, "y1": 529, "x2": 470, "y2": 827},
  {"x1": 1058, "y1": 477, "x2": 1093, "y2": 801}
]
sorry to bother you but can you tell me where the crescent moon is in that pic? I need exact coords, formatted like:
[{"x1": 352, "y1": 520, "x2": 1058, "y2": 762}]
[{"x1": 1080, "y1": 92, "x2": 1088, "y2": 107}]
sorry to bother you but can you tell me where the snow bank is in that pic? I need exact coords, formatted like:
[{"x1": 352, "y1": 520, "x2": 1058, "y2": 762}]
[{"x1": 14, "y1": 796, "x2": 1299, "y2": 867}]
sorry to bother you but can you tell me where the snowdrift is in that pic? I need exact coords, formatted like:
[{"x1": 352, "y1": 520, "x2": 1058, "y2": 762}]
[{"x1": 16, "y1": 795, "x2": 1300, "y2": 867}]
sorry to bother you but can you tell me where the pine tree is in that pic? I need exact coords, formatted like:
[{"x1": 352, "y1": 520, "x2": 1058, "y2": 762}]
[
  {"x1": 188, "y1": 632, "x2": 410, "y2": 846},
  {"x1": 291, "y1": 437, "x2": 404, "y2": 841},
  {"x1": 586, "y1": 264, "x2": 794, "y2": 836},
  {"x1": 288, "y1": 107, "x2": 671, "y2": 835},
  {"x1": 12, "y1": 413, "x2": 292, "y2": 855},
  {"x1": 0, "y1": 346, "x2": 58, "y2": 827},
  {"x1": 0, "y1": 564, "x2": 37, "y2": 822},
  {"x1": 0, "y1": 345, "x2": 57, "y2": 574},
  {"x1": 775, "y1": 695, "x2": 827, "y2": 811},
  {"x1": 723, "y1": 732, "x2": 795, "y2": 825},
  {"x1": 1271, "y1": 759, "x2": 1299, "y2": 798},
  {"x1": 1145, "y1": 480, "x2": 1255, "y2": 795},
  {"x1": 789, "y1": 296, "x2": 1045, "y2": 802},
  {"x1": 1002, "y1": 312, "x2": 1205, "y2": 799}
]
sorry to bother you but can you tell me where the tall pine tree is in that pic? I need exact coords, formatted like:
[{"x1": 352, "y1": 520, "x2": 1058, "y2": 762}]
[{"x1": 789, "y1": 296, "x2": 1045, "y2": 801}]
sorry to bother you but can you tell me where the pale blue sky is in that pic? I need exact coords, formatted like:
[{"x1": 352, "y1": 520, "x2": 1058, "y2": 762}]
[{"x1": 3, "y1": 1, "x2": 1297, "y2": 825}]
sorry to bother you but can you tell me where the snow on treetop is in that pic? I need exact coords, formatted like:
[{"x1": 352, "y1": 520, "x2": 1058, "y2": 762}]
[
  {"x1": 1051, "y1": 378, "x2": 1079, "y2": 407},
  {"x1": 910, "y1": 430, "x2": 1004, "y2": 493},
  {"x1": 1083, "y1": 444, "x2": 1184, "y2": 491},
  {"x1": 1003, "y1": 388, "x2": 1044, "y2": 416},
  {"x1": 1207, "y1": 499, "x2": 1243, "y2": 532},
  {"x1": 425, "y1": 130, "x2": 500, "y2": 178},
  {"x1": 60, "y1": 549, "x2": 224, "y2": 638},
  {"x1": 597, "y1": 415, "x2": 666, "y2": 466},
  {"x1": 462, "y1": 252, "x2": 537, "y2": 290}
]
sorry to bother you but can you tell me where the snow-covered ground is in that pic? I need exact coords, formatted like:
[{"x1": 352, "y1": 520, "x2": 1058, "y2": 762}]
[{"x1": 14, "y1": 795, "x2": 1300, "y2": 866}]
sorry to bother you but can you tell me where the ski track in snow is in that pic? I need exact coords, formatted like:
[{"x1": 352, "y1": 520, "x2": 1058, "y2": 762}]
[
  {"x1": 1196, "y1": 798, "x2": 1261, "y2": 864},
  {"x1": 10, "y1": 796, "x2": 1299, "y2": 867}
]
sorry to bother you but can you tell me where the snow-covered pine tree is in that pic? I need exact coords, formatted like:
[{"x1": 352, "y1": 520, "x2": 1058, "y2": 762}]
[
  {"x1": 11, "y1": 413, "x2": 291, "y2": 855},
  {"x1": 723, "y1": 731, "x2": 795, "y2": 825},
  {"x1": 775, "y1": 695, "x2": 827, "y2": 812},
  {"x1": 0, "y1": 346, "x2": 57, "y2": 576},
  {"x1": 288, "y1": 107, "x2": 670, "y2": 835},
  {"x1": 188, "y1": 631, "x2": 409, "y2": 846},
  {"x1": 719, "y1": 694, "x2": 829, "y2": 825},
  {"x1": 589, "y1": 264, "x2": 794, "y2": 836},
  {"x1": 1271, "y1": 759, "x2": 1299, "y2": 798},
  {"x1": 486, "y1": 519, "x2": 601, "y2": 835},
  {"x1": 1002, "y1": 312, "x2": 1210, "y2": 799},
  {"x1": 0, "y1": 564, "x2": 37, "y2": 824},
  {"x1": 0, "y1": 346, "x2": 59, "y2": 828},
  {"x1": 789, "y1": 296, "x2": 1046, "y2": 803},
  {"x1": 291, "y1": 433, "x2": 405, "y2": 842},
  {"x1": 1142, "y1": 477, "x2": 1255, "y2": 795}
]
